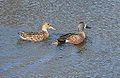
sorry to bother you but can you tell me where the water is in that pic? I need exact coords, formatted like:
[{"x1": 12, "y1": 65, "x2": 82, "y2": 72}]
[{"x1": 0, "y1": 0, "x2": 120, "y2": 78}]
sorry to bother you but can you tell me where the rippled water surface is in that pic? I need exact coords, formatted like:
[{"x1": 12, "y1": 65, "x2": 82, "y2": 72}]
[{"x1": 0, "y1": 0, "x2": 120, "y2": 78}]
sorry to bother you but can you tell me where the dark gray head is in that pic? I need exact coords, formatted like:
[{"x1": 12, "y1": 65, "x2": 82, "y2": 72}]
[{"x1": 78, "y1": 22, "x2": 91, "y2": 31}]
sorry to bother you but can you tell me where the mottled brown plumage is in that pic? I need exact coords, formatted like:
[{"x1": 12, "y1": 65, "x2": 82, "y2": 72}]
[
  {"x1": 19, "y1": 22, "x2": 55, "y2": 42},
  {"x1": 66, "y1": 32, "x2": 85, "y2": 44}
]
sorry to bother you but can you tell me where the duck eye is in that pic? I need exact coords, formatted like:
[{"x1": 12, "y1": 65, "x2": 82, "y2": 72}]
[
  {"x1": 47, "y1": 23, "x2": 50, "y2": 25},
  {"x1": 48, "y1": 24, "x2": 51, "y2": 26}
]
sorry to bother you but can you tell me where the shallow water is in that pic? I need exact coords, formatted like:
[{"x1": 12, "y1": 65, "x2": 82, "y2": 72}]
[{"x1": 0, "y1": 0, "x2": 120, "y2": 78}]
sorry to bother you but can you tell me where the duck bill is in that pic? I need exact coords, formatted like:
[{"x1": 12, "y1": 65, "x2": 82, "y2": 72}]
[
  {"x1": 49, "y1": 26, "x2": 56, "y2": 30},
  {"x1": 86, "y1": 25, "x2": 91, "y2": 29}
]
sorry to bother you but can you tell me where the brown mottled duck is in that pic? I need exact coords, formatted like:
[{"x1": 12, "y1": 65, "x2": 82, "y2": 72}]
[{"x1": 19, "y1": 22, "x2": 56, "y2": 42}]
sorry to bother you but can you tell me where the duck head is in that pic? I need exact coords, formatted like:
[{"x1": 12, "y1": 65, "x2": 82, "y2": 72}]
[
  {"x1": 42, "y1": 22, "x2": 56, "y2": 32},
  {"x1": 78, "y1": 22, "x2": 91, "y2": 31}
]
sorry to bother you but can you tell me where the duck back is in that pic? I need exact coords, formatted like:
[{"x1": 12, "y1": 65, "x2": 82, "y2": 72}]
[{"x1": 57, "y1": 33, "x2": 78, "y2": 44}]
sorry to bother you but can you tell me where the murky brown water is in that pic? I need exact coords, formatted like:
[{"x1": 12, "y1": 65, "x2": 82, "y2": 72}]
[{"x1": 0, "y1": 0, "x2": 120, "y2": 78}]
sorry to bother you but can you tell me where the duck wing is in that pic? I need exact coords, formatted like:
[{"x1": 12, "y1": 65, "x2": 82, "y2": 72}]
[
  {"x1": 19, "y1": 31, "x2": 48, "y2": 41},
  {"x1": 57, "y1": 33, "x2": 78, "y2": 44}
]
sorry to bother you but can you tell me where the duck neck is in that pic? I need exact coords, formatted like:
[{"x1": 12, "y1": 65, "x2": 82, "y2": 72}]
[
  {"x1": 42, "y1": 28, "x2": 48, "y2": 32},
  {"x1": 78, "y1": 27, "x2": 85, "y2": 32},
  {"x1": 42, "y1": 28, "x2": 49, "y2": 36},
  {"x1": 79, "y1": 31, "x2": 85, "y2": 38}
]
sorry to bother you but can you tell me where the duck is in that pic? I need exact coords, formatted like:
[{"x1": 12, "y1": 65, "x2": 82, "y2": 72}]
[
  {"x1": 53, "y1": 22, "x2": 91, "y2": 45},
  {"x1": 19, "y1": 22, "x2": 56, "y2": 42}
]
